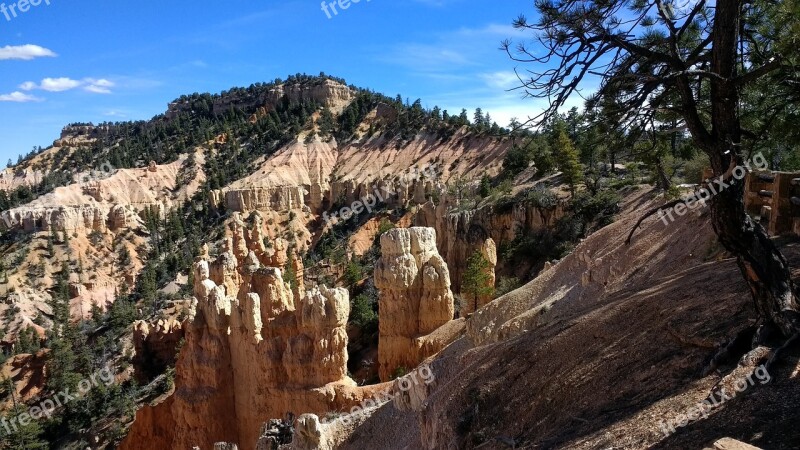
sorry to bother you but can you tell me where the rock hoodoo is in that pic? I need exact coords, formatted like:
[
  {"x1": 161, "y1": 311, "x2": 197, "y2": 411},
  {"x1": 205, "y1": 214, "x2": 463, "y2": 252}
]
[
  {"x1": 120, "y1": 212, "x2": 367, "y2": 450},
  {"x1": 374, "y1": 227, "x2": 455, "y2": 381}
]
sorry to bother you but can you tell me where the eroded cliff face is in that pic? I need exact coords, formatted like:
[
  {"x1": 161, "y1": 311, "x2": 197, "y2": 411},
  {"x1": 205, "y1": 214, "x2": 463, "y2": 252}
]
[
  {"x1": 413, "y1": 198, "x2": 566, "y2": 291},
  {"x1": 166, "y1": 79, "x2": 354, "y2": 119},
  {"x1": 132, "y1": 317, "x2": 185, "y2": 383},
  {"x1": 374, "y1": 227, "x2": 455, "y2": 381},
  {"x1": 0, "y1": 151, "x2": 204, "y2": 233},
  {"x1": 120, "y1": 212, "x2": 367, "y2": 450},
  {"x1": 209, "y1": 128, "x2": 510, "y2": 217}
]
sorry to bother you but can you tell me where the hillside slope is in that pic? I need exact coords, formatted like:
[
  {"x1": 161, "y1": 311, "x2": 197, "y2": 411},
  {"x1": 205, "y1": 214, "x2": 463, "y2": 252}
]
[{"x1": 335, "y1": 187, "x2": 800, "y2": 449}]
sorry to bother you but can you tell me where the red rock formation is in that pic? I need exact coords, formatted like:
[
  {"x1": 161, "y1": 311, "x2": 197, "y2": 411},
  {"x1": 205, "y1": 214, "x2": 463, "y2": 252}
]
[{"x1": 121, "y1": 216, "x2": 366, "y2": 450}]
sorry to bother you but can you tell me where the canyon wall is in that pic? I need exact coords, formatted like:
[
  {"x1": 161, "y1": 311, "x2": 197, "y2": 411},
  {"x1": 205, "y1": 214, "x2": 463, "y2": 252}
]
[{"x1": 132, "y1": 317, "x2": 185, "y2": 383}]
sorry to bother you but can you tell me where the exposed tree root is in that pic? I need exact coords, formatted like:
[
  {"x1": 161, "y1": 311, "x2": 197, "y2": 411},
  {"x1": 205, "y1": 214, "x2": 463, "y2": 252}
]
[
  {"x1": 625, "y1": 199, "x2": 686, "y2": 245},
  {"x1": 702, "y1": 325, "x2": 757, "y2": 377},
  {"x1": 667, "y1": 323, "x2": 718, "y2": 349},
  {"x1": 702, "y1": 329, "x2": 799, "y2": 408},
  {"x1": 708, "y1": 345, "x2": 772, "y2": 403},
  {"x1": 765, "y1": 332, "x2": 800, "y2": 375}
]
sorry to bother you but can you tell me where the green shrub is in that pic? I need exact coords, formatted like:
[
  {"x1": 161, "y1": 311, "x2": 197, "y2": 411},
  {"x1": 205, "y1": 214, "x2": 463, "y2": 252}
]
[
  {"x1": 495, "y1": 276, "x2": 523, "y2": 297},
  {"x1": 350, "y1": 293, "x2": 378, "y2": 334},
  {"x1": 343, "y1": 260, "x2": 364, "y2": 287}
]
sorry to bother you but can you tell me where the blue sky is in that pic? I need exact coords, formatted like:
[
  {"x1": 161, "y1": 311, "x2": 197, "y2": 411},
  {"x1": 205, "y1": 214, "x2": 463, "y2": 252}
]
[{"x1": 0, "y1": 0, "x2": 565, "y2": 163}]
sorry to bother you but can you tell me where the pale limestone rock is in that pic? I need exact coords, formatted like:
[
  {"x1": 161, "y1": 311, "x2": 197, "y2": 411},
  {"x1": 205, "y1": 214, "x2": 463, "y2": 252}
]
[
  {"x1": 374, "y1": 227, "x2": 455, "y2": 381},
  {"x1": 392, "y1": 368, "x2": 434, "y2": 412},
  {"x1": 705, "y1": 438, "x2": 762, "y2": 450},
  {"x1": 294, "y1": 414, "x2": 324, "y2": 450},
  {"x1": 213, "y1": 444, "x2": 238, "y2": 450}
]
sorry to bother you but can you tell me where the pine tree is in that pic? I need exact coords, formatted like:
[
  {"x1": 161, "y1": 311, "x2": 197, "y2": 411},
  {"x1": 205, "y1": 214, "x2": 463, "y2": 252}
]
[
  {"x1": 47, "y1": 228, "x2": 57, "y2": 257},
  {"x1": 461, "y1": 251, "x2": 494, "y2": 314},
  {"x1": 473, "y1": 108, "x2": 484, "y2": 127},
  {"x1": 479, "y1": 175, "x2": 492, "y2": 197},
  {"x1": 459, "y1": 109, "x2": 469, "y2": 126},
  {"x1": 553, "y1": 124, "x2": 583, "y2": 194},
  {"x1": 1, "y1": 400, "x2": 48, "y2": 449}
]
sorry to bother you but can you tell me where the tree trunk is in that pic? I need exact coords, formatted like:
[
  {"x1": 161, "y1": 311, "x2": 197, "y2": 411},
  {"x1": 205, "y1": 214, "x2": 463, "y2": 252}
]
[
  {"x1": 705, "y1": 0, "x2": 800, "y2": 339},
  {"x1": 655, "y1": 158, "x2": 671, "y2": 191},
  {"x1": 710, "y1": 178, "x2": 800, "y2": 337}
]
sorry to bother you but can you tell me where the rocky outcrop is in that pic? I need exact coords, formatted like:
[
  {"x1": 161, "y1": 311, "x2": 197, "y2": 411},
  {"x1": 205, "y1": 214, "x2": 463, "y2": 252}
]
[
  {"x1": 167, "y1": 79, "x2": 354, "y2": 120},
  {"x1": 290, "y1": 412, "x2": 373, "y2": 450},
  {"x1": 209, "y1": 127, "x2": 510, "y2": 218},
  {"x1": 1, "y1": 205, "x2": 111, "y2": 233},
  {"x1": 212, "y1": 185, "x2": 308, "y2": 214},
  {"x1": 120, "y1": 213, "x2": 367, "y2": 450},
  {"x1": 705, "y1": 438, "x2": 762, "y2": 450},
  {"x1": 374, "y1": 227, "x2": 455, "y2": 381}
]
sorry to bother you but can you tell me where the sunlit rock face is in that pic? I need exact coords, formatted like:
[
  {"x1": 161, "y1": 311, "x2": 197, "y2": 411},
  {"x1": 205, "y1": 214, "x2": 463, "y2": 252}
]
[
  {"x1": 374, "y1": 227, "x2": 455, "y2": 381},
  {"x1": 120, "y1": 212, "x2": 367, "y2": 450}
]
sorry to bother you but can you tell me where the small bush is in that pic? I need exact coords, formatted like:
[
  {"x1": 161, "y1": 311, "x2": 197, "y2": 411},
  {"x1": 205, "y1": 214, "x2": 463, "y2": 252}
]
[
  {"x1": 350, "y1": 293, "x2": 378, "y2": 334},
  {"x1": 495, "y1": 276, "x2": 523, "y2": 297}
]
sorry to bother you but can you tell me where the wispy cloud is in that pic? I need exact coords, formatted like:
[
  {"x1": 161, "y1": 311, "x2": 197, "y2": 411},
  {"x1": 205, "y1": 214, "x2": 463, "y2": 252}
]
[
  {"x1": 83, "y1": 78, "x2": 115, "y2": 94},
  {"x1": 0, "y1": 91, "x2": 43, "y2": 103},
  {"x1": 378, "y1": 22, "x2": 592, "y2": 127},
  {"x1": 103, "y1": 109, "x2": 128, "y2": 118},
  {"x1": 19, "y1": 77, "x2": 116, "y2": 94},
  {"x1": 0, "y1": 44, "x2": 57, "y2": 61},
  {"x1": 378, "y1": 23, "x2": 529, "y2": 74},
  {"x1": 479, "y1": 71, "x2": 521, "y2": 90}
]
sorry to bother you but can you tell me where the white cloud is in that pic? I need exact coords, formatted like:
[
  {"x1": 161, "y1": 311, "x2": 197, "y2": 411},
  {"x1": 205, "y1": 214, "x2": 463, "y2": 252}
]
[
  {"x1": 0, "y1": 91, "x2": 43, "y2": 102},
  {"x1": 83, "y1": 78, "x2": 115, "y2": 94},
  {"x1": 16, "y1": 77, "x2": 115, "y2": 94},
  {"x1": 378, "y1": 23, "x2": 529, "y2": 74},
  {"x1": 86, "y1": 78, "x2": 114, "y2": 87},
  {"x1": 0, "y1": 44, "x2": 57, "y2": 61},
  {"x1": 103, "y1": 109, "x2": 127, "y2": 118},
  {"x1": 84, "y1": 84, "x2": 112, "y2": 94},
  {"x1": 39, "y1": 77, "x2": 82, "y2": 92}
]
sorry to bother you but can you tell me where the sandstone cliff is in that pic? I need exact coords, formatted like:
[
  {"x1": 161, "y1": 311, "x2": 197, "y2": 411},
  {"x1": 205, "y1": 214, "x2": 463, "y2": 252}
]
[
  {"x1": 166, "y1": 79, "x2": 354, "y2": 120},
  {"x1": 132, "y1": 317, "x2": 186, "y2": 383},
  {"x1": 209, "y1": 127, "x2": 509, "y2": 216}
]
